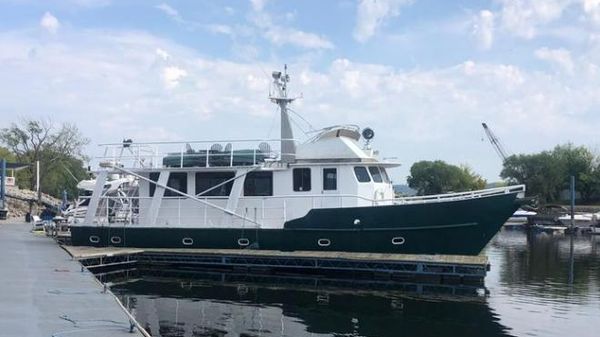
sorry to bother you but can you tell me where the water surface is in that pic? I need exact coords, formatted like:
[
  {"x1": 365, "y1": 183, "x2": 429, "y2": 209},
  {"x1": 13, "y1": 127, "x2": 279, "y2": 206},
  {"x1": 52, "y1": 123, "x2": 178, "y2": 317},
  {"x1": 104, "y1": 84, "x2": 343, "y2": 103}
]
[{"x1": 113, "y1": 228, "x2": 600, "y2": 337}]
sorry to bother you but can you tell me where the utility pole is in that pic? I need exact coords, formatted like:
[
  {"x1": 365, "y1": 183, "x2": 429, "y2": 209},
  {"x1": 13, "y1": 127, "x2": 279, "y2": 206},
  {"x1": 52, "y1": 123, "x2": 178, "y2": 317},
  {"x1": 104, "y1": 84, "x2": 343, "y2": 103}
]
[{"x1": 36, "y1": 160, "x2": 41, "y2": 203}]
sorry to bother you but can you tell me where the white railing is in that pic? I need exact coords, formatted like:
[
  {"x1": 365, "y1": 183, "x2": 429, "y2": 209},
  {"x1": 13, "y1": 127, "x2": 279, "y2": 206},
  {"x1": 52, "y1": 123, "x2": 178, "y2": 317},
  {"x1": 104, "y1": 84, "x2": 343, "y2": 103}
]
[
  {"x1": 390, "y1": 184, "x2": 526, "y2": 204},
  {"x1": 96, "y1": 139, "x2": 297, "y2": 169},
  {"x1": 72, "y1": 185, "x2": 526, "y2": 227}
]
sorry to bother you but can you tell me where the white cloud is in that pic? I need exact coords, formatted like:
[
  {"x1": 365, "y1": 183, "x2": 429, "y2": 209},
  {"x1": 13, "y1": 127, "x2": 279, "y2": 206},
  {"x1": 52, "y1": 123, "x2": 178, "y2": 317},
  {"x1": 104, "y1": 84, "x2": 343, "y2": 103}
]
[
  {"x1": 535, "y1": 47, "x2": 575, "y2": 73},
  {"x1": 249, "y1": 3, "x2": 334, "y2": 50},
  {"x1": 155, "y1": 3, "x2": 182, "y2": 22},
  {"x1": 264, "y1": 27, "x2": 334, "y2": 49},
  {"x1": 1, "y1": 27, "x2": 600, "y2": 181},
  {"x1": 250, "y1": 0, "x2": 269, "y2": 12},
  {"x1": 472, "y1": 10, "x2": 494, "y2": 50},
  {"x1": 499, "y1": 0, "x2": 575, "y2": 38},
  {"x1": 353, "y1": 0, "x2": 412, "y2": 43},
  {"x1": 40, "y1": 12, "x2": 60, "y2": 34},
  {"x1": 155, "y1": 48, "x2": 170, "y2": 61},
  {"x1": 162, "y1": 66, "x2": 187, "y2": 89}
]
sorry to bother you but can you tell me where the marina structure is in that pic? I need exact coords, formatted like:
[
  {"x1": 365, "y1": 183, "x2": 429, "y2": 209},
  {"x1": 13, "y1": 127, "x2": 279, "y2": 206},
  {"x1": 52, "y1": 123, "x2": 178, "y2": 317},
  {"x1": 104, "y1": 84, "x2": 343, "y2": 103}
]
[{"x1": 69, "y1": 67, "x2": 526, "y2": 255}]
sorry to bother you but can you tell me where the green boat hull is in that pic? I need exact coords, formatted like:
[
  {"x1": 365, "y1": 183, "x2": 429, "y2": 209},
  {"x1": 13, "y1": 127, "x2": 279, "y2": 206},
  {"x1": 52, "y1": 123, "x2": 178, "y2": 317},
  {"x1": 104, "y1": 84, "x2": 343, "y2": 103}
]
[{"x1": 70, "y1": 191, "x2": 521, "y2": 255}]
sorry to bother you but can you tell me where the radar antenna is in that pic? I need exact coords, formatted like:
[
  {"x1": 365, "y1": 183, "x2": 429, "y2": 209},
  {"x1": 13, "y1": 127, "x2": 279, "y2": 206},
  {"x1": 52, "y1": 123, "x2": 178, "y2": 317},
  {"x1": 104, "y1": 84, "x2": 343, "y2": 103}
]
[{"x1": 269, "y1": 65, "x2": 296, "y2": 163}]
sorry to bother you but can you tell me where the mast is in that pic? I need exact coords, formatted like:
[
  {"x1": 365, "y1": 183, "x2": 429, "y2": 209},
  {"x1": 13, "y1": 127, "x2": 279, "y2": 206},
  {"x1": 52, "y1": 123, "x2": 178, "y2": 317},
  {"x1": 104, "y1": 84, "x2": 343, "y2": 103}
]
[{"x1": 270, "y1": 65, "x2": 296, "y2": 163}]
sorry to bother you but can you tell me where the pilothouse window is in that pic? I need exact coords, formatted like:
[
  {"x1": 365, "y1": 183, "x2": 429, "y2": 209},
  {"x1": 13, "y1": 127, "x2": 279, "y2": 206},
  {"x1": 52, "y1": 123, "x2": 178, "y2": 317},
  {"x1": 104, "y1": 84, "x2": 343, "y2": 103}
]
[
  {"x1": 244, "y1": 171, "x2": 273, "y2": 196},
  {"x1": 323, "y1": 168, "x2": 337, "y2": 190},
  {"x1": 380, "y1": 167, "x2": 390, "y2": 183},
  {"x1": 354, "y1": 166, "x2": 371, "y2": 183},
  {"x1": 368, "y1": 166, "x2": 383, "y2": 183},
  {"x1": 196, "y1": 172, "x2": 235, "y2": 196},
  {"x1": 293, "y1": 168, "x2": 311, "y2": 192}
]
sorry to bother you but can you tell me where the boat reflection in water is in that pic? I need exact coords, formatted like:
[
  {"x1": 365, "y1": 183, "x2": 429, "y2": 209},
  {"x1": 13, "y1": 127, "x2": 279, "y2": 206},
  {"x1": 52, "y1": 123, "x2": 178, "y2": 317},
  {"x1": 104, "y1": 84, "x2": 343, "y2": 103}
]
[
  {"x1": 115, "y1": 279, "x2": 508, "y2": 337},
  {"x1": 111, "y1": 228, "x2": 600, "y2": 337}
]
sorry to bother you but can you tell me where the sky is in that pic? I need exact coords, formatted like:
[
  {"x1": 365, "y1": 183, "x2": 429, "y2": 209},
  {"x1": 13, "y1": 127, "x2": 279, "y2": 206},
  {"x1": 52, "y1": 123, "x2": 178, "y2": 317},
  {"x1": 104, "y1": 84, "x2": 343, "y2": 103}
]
[{"x1": 1, "y1": 0, "x2": 600, "y2": 184}]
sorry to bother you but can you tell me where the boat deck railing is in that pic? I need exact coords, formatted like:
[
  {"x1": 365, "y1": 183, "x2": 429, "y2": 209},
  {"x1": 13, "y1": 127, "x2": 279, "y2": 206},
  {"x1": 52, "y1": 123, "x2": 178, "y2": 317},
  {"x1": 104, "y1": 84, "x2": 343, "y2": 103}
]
[
  {"x1": 96, "y1": 139, "x2": 296, "y2": 169},
  {"x1": 390, "y1": 185, "x2": 526, "y2": 204}
]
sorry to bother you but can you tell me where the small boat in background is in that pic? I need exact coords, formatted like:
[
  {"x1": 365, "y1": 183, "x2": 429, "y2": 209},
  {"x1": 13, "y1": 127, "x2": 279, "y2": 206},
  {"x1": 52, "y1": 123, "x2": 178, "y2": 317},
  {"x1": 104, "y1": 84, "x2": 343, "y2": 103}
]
[{"x1": 507, "y1": 208, "x2": 536, "y2": 225}]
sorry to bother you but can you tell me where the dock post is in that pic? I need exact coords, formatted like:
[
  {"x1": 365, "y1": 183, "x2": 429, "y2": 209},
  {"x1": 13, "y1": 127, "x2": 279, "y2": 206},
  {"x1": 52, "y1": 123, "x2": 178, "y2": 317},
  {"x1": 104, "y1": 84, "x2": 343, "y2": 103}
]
[
  {"x1": 1, "y1": 158, "x2": 5, "y2": 206},
  {"x1": 570, "y1": 175, "x2": 575, "y2": 229},
  {"x1": 568, "y1": 175, "x2": 575, "y2": 284},
  {"x1": 0, "y1": 158, "x2": 6, "y2": 220}
]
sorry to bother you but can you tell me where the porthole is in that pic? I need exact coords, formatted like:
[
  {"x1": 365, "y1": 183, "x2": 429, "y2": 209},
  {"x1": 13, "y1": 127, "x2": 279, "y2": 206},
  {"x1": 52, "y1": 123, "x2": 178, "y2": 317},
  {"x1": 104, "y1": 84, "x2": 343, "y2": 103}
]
[
  {"x1": 182, "y1": 237, "x2": 194, "y2": 246},
  {"x1": 317, "y1": 238, "x2": 331, "y2": 247},
  {"x1": 391, "y1": 236, "x2": 405, "y2": 245},
  {"x1": 110, "y1": 236, "x2": 122, "y2": 244},
  {"x1": 237, "y1": 238, "x2": 250, "y2": 246},
  {"x1": 89, "y1": 235, "x2": 100, "y2": 244}
]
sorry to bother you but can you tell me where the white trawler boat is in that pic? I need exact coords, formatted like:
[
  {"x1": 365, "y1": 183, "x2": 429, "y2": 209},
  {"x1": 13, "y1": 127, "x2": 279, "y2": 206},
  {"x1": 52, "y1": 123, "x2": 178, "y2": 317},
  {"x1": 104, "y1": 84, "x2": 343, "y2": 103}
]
[{"x1": 70, "y1": 67, "x2": 526, "y2": 255}]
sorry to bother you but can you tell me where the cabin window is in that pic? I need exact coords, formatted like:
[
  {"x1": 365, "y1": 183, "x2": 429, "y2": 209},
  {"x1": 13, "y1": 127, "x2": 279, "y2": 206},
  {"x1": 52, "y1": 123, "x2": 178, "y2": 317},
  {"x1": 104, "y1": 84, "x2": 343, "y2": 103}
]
[
  {"x1": 380, "y1": 167, "x2": 390, "y2": 183},
  {"x1": 369, "y1": 166, "x2": 383, "y2": 183},
  {"x1": 323, "y1": 168, "x2": 337, "y2": 191},
  {"x1": 354, "y1": 166, "x2": 371, "y2": 183},
  {"x1": 149, "y1": 172, "x2": 159, "y2": 196},
  {"x1": 293, "y1": 168, "x2": 311, "y2": 192},
  {"x1": 149, "y1": 172, "x2": 187, "y2": 197},
  {"x1": 196, "y1": 172, "x2": 235, "y2": 196},
  {"x1": 244, "y1": 171, "x2": 273, "y2": 196}
]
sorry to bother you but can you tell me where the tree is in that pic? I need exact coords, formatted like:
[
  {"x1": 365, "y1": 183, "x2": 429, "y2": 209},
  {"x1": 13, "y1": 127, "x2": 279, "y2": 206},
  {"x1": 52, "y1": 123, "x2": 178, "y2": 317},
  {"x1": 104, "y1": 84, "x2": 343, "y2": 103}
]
[
  {"x1": 501, "y1": 143, "x2": 599, "y2": 203},
  {"x1": 407, "y1": 160, "x2": 486, "y2": 195},
  {"x1": 0, "y1": 118, "x2": 90, "y2": 198}
]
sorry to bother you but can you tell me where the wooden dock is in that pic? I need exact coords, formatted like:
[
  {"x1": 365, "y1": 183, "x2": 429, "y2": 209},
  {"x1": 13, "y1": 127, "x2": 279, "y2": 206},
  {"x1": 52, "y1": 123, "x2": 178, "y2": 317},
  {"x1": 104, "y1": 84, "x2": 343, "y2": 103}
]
[{"x1": 62, "y1": 245, "x2": 490, "y2": 286}]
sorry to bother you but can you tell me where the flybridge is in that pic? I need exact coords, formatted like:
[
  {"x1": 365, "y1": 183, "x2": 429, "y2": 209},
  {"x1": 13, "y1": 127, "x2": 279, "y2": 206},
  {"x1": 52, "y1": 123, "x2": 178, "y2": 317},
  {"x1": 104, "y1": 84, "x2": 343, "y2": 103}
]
[{"x1": 97, "y1": 138, "x2": 294, "y2": 170}]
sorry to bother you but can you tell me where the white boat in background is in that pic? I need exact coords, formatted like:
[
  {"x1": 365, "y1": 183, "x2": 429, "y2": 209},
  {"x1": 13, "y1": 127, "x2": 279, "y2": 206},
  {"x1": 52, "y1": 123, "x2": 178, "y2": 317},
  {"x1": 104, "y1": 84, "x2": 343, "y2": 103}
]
[
  {"x1": 506, "y1": 209, "x2": 536, "y2": 225},
  {"x1": 558, "y1": 212, "x2": 599, "y2": 227}
]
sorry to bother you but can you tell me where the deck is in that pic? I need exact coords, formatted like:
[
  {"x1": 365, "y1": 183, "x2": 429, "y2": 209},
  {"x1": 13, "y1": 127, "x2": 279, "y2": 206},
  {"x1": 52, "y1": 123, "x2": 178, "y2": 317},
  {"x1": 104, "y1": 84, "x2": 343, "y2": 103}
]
[{"x1": 0, "y1": 221, "x2": 146, "y2": 337}]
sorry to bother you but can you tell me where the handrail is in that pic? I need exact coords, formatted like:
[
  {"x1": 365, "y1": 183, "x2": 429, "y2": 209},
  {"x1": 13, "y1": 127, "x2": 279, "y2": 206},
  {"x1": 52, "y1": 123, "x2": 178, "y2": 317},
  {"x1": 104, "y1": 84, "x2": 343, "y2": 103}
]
[
  {"x1": 98, "y1": 138, "x2": 298, "y2": 146},
  {"x1": 80, "y1": 185, "x2": 525, "y2": 204}
]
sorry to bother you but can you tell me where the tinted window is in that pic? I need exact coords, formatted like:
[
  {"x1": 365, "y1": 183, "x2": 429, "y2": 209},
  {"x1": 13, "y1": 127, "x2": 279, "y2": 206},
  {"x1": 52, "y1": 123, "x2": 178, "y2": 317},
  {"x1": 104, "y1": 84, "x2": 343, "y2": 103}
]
[
  {"x1": 150, "y1": 172, "x2": 188, "y2": 197},
  {"x1": 380, "y1": 167, "x2": 390, "y2": 183},
  {"x1": 293, "y1": 168, "x2": 311, "y2": 192},
  {"x1": 149, "y1": 172, "x2": 159, "y2": 196},
  {"x1": 196, "y1": 172, "x2": 235, "y2": 196},
  {"x1": 244, "y1": 171, "x2": 273, "y2": 196},
  {"x1": 165, "y1": 172, "x2": 187, "y2": 197},
  {"x1": 354, "y1": 166, "x2": 371, "y2": 182},
  {"x1": 369, "y1": 166, "x2": 383, "y2": 183},
  {"x1": 323, "y1": 168, "x2": 337, "y2": 190}
]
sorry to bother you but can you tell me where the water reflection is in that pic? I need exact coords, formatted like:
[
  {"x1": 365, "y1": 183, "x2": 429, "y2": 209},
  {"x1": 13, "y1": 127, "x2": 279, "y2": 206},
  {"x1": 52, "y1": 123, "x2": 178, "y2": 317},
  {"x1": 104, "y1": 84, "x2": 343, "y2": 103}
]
[{"x1": 112, "y1": 229, "x2": 600, "y2": 337}]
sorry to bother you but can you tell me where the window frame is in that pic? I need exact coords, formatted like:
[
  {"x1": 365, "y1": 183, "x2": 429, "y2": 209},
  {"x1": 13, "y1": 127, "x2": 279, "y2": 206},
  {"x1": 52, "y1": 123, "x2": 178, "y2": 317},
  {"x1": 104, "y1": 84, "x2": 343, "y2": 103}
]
[
  {"x1": 195, "y1": 171, "x2": 235, "y2": 197},
  {"x1": 353, "y1": 166, "x2": 371, "y2": 183},
  {"x1": 293, "y1": 168, "x2": 312, "y2": 192},
  {"x1": 368, "y1": 166, "x2": 383, "y2": 183},
  {"x1": 244, "y1": 171, "x2": 273, "y2": 196},
  {"x1": 149, "y1": 172, "x2": 188, "y2": 197},
  {"x1": 322, "y1": 168, "x2": 337, "y2": 191}
]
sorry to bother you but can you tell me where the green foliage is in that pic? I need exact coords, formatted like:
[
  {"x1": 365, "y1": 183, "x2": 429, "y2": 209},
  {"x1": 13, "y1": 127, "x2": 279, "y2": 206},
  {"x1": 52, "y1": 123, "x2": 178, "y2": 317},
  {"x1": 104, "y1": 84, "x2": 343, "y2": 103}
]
[
  {"x1": 407, "y1": 160, "x2": 486, "y2": 195},
  {"x1": 501, "y1": 143, "x2": 600, "y2": 203},
  {"x1": 0, "y1": 146, "x2": 16, "y2": 162},
  {"x1": 0, "y1": 118, "x2": 90, "y2": 198}
]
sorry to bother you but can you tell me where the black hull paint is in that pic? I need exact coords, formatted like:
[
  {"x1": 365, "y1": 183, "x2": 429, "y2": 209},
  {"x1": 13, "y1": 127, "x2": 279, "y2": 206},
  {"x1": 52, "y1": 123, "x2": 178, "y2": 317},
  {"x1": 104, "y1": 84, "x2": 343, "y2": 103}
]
[{"x1": 71, "y1": 192, "x2": 520, "y2": 255}]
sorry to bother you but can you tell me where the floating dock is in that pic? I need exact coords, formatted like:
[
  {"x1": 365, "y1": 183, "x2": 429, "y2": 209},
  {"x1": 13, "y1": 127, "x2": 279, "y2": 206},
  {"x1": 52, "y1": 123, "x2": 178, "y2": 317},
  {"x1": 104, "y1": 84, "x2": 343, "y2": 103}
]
[
  {"x1": 63, "y1": 245, "x2": 490, "y2": 286},
  {"x1": 0, "y1": 221, "x2": 147, "y2": 337}
]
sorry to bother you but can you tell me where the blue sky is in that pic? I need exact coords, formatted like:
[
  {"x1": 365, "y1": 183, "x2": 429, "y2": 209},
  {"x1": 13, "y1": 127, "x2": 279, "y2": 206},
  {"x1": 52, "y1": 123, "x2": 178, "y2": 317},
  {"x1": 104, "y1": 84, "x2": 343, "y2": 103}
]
[{"x1": 1, "y1": 0, "x2": 600, "y2": 183}]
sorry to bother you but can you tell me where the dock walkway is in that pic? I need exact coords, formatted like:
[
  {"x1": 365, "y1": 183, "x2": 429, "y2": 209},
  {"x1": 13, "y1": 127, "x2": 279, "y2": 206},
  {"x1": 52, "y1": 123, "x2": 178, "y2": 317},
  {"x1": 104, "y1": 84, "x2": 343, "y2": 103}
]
[{"x1": 0, "y1": 221, "x2": 144, "y2": 337}]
